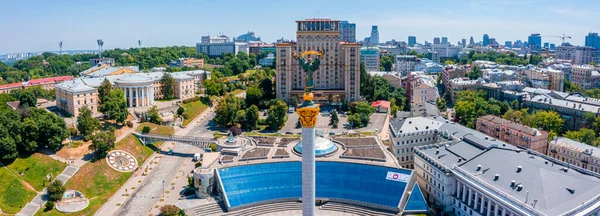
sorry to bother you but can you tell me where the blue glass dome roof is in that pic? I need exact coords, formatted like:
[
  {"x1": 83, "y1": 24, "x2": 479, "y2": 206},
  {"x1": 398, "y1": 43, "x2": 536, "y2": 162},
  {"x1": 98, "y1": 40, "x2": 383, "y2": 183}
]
[{"x1": 293, "y1": 137, "x2": 338, "y2": 156}]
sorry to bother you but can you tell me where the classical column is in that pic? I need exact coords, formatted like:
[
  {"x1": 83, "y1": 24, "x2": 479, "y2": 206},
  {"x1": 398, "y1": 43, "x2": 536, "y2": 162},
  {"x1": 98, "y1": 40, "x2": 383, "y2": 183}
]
[
  {"x1": 456, "y1": 181, "x2": 461, "y2": 197},
  {"x1": 128, "y1": 87, "x2": 133, "y2": 107},
  {"x1": 474, "y1": 192, "x2": 479, "y2": 210},
  {"x1": 468, "y1": 188, "x2": 472, "y2": 206},
  {"x1": 141, "y1": 86, "x2": 146, "y2": 106},
  {"x1": 462, "y1": 184, "x2": 467, "y2": 202},
  {"x1": 149, "y1": 86, "x2": 153, "y2": 105},
  {"x1": 487, "y1": 198, "x2": 492, "y2": 216},
  {"x1": 296, "y1": 93, "x2": 319, "y2": 216},
  {"x1": 136, "y1": 87, "x2": 141, "y2": 107},
  {"x1": 480, "y1": 196, "x2": 485, "y2": 214}
]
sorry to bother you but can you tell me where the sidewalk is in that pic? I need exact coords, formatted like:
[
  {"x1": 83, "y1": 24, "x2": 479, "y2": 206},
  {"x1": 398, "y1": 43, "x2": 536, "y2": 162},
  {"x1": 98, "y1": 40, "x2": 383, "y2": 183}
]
[
  {"x1": 95, "y1": 104, "x2": 215, "y2": 216},
  {"x1": 16, "y1": 165, "x2": 80, "y2": 216}
]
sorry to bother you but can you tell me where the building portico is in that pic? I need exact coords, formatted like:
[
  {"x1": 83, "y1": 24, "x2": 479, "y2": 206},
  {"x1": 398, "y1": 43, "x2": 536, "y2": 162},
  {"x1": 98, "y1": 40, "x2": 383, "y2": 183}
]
[{"x1": 114, "y1": 75, "x2": 154, "y2": 107}]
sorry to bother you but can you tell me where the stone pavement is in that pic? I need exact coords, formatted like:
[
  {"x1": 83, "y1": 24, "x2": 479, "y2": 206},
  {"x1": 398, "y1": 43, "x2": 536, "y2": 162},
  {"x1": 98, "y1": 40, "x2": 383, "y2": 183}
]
[
  {"x1": 113, "y1": 142, "x2": 193, "y2": 216},
  {"x1": 95, "y1": 100, "x2": 215, "y2": 216},
  {"x1": 16, "y1": 165, "x2": 80, "y2": 216}
]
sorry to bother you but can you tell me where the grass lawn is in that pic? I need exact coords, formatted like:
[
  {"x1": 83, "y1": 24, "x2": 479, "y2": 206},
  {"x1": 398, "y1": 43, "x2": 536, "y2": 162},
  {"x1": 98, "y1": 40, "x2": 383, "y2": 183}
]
[
  {"x1": 181, "y1": 100, "x2": 209, "y2": 127},
  {"x1": 136, "y1": 122, "x2": 174, "y2": 136},
  {"x1": 228, "y1": 89, "x2": 245, "y2": 95},
  {"x1": 35, "y1": 134, "x2": 156, "y2": 216},
  {"x1": 115, "y1": 134, "x2": 157, "y2": 165},
  {"x1": 5, "y1": 153, "x2": 67, "y2": 191},
  {"x1": 0, "y1": 168, "x2": 37, "y2": 214}
]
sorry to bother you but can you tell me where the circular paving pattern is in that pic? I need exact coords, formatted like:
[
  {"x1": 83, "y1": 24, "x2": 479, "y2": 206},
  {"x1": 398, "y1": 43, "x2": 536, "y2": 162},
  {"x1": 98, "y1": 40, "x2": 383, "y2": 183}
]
[{"x1": 106, "y1": 150, "x2": 138, "y2": 172}]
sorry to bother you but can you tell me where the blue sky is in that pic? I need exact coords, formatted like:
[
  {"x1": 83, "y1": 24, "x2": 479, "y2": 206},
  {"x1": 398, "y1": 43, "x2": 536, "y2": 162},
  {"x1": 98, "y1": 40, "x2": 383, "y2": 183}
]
[{"x1": 1, "y1": 0, "x2": 598, "y2": 54}]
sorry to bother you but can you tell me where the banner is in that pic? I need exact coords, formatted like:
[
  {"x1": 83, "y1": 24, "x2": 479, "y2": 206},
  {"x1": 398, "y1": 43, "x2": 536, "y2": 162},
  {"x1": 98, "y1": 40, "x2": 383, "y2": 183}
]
[{"x1": 386, "y1": 171, "x2": 410, "y2": 182}]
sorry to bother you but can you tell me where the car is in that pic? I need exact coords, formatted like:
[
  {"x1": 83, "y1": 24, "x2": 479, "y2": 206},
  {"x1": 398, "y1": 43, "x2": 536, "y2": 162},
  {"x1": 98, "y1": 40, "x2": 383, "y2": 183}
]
[
  {"x1": 168, "y1": 149, "x2": 173, "y2": 155},
  {"x1": 329, "y1": 132, "x2": 335, "y2": 136},
  {"x1": 285, "y1": 132, "x2": 293, "y2": 134}
]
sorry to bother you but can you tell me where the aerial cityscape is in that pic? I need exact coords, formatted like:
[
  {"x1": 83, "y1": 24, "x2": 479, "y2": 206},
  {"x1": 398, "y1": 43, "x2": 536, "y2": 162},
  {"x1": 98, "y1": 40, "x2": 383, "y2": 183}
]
[{"x1": 1, "y1": 1, "x2": 600, "y2": 216}]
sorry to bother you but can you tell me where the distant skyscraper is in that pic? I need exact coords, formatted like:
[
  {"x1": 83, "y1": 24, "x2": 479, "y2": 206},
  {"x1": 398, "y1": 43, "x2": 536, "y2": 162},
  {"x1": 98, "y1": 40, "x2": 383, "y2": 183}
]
[
  {"x1": 461, "y1": 39, "x2": 467, "y2": 48},
  {"x1": 489, "y1": 38, "x2": 497, "y2": 46},
  {"x1": 528, "y1": 33, "x2": 542, "y2": 52},
  {"x1": 469, "y1": 36, "x2": 475, "y2": 45},
  {"x1": 441, "y1": 37, "x2": 448, "y2": 44},
  {"x1": 586, "y1": 33, "x2": 600, "y2": 54},
  {"x1": 543, "y1": 42, "x2": 549, "y2": 49},
  {"x1": 505, "y1": 41, "x2": 512, "y2": 48},
  {"x1": 433, "y1": 37, "x2": 441, "y2": 44},
  {"x1": 514, "y1": 40, "x2": 523, "y2": 49},
  {"x1": 483, "y1": 34, "x2": 490, "y2": 46},
  {"x1": 339, "y1": 21, "x2": 356, "y2": 42},
  {"x1": 370, "y1": 25, "x2": 379, "y2": 44},
  {"x1": 550, "y1": 43, "x2": 556, "y2": 50},
  {"x1": 408, "y1": 36, "x2": 416, "y2": 46}
]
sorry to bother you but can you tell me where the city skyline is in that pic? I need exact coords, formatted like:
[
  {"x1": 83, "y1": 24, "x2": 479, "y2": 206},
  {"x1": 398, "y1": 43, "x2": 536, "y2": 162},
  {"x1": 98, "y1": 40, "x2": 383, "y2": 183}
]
[{"x1": 1, "y1": 0, "x2": 599, "y2": 54}]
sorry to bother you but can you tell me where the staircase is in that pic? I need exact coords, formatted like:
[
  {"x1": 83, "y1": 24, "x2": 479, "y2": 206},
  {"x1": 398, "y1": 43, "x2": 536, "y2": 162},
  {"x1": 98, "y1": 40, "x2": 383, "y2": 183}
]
[
  {"x1": 222, "y1": 201, "x2": 302, "y2": 216},
  {"x1": 185, "y1": 201, "x2": 227, "y2": 216},
  {"x1": 320, "y1": 202, "x2": 398, "y2": 216}
]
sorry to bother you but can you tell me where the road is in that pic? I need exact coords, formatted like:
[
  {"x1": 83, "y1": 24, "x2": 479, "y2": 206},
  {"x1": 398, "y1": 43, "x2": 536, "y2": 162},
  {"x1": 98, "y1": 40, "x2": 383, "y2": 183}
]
[{"x1": 109, "y1": 108, "x2": 214, "y2": 216}]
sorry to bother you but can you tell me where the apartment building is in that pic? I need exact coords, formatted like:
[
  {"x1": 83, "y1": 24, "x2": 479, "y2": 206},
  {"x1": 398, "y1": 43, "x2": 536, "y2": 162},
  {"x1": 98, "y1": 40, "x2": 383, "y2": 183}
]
[
  {"x1": 476, "y1": 115, "x2": 549, "y2": 153},
  {"x1": 548, "y1": 137, "x2": 600, "y2": 173},
  {"x1": 572, "y1": 65, "x2": 600, "y2": 90},
  {"x1": 275, "y1": 18, "x2": 360, "y2": 104}
]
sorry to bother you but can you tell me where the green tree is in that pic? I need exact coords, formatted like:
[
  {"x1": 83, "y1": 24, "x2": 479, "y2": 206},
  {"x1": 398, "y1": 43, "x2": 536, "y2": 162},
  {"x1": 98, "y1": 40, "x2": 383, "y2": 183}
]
[
  {"x1": 214, "y1": 94, "x2": 245, "y2": 127},
  {"x1": 564, "y1": 128, "x2": 597, "y2": 146},
  {"x1": 234, "y1": 109, "x2": 246, "y2": 127},
  {"x1": 159, "y1": 205, "x2": 181, "y2": 216},
  {"x1": 77, "y1": 107, "x2": 100, "y2": 138},
  {"x1": 89, "y1": 130, "x2": 116, "y2": 159},
  {"x1": 0, "y1": 109, "x2": 21, "y2": 160},
  {"x1": 97, "y1": 78, "x2": 112, "y2": 105},
  {"x1": 583, "y1": 113, "x2": 597, "y2": 128},
  {"x1": 593, "y1": 116, "x2": 600, "y2": 135},
  {"x1": 245, "y1": 86, "x2": 264, "y2": 107},
  {"x1": 245, "y1": 105, "x2": 259, "y2": 130},
  {"x1": 259, "y1": 78, "x2": 274, "y2": 99},
  {"x1": 266, "y1": 100, "x2": 288, "y2": 130},
  {"x1": 19, "y1": 90, "x2": 37, "y2": 107},
  {"x1": 21, "y1": 108, "x2": 68, "y2": 151},
  {"x1": 564, "y1": 79, "x2": 581, "y2": 93},
  {"x1": 380, "y1": 55, "x2": 394, "y2": 71},
  {"x1": 466, "y1": 65, "x2": 482, "y2": 80},
  {"x1": 330, "y1": 110, "x2": 339, "y2": 128},
  {"x1": 530, "y1": 110, "x2": 564, "y2": 136},
  {"x1": 147, "y1": 105, "x2": 162, "y2": 125},
  {"x1": 161, "y1": 72, "x2": 176, "y2": 99},
  {"x1": 177, "y1": 107, "x2": 185, "y2": 116},
  {"x1": 100, "y1": 88, "x2": 128, "y2": 125},
  {"x1": 436, "y1": 97, "x2": 447, "y2": 112},
  {"x1": 47, "y1": 180, "x2": 66, "y2": 201}
]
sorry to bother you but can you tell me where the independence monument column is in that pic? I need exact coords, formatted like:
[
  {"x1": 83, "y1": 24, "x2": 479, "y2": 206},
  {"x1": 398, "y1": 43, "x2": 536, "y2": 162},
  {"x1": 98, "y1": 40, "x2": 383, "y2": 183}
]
[{"x1": 294, "y1": 50, "x2": 323, "y2": 216}]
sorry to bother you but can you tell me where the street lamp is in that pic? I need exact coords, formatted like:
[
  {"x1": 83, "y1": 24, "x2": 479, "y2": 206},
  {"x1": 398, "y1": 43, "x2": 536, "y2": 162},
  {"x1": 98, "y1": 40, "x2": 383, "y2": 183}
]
[{"x1": 162, "y1": 180, "x2": 165, "y2": 198}]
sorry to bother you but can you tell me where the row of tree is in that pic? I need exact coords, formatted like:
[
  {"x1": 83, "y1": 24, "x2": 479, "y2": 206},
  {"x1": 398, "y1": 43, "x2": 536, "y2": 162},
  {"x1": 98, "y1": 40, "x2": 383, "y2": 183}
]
[
  {"x1": 0, "y1": 108, "x2": 69, "y2": 160},
  {"x1": 214, "y1": 94, "x2": 288, "y2": 130},
  {"x1": 453, "y1": 90, "x2": 518, "y2": 128}
]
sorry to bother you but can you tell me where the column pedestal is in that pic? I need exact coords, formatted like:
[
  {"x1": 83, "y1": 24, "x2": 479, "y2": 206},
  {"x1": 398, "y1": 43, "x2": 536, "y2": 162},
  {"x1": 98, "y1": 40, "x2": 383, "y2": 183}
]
[
  {"x1": 296, "y1": 93, "x2": 319, "y2": 216},
  {"x1": 301, "y1": 126, "x2": 315, "y2": 216}
]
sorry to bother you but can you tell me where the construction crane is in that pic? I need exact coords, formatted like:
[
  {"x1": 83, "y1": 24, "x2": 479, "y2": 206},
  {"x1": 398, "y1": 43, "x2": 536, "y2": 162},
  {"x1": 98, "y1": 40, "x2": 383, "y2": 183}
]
[{"x1": 541, "y1": 34, "x2": 572, "y2": 45}]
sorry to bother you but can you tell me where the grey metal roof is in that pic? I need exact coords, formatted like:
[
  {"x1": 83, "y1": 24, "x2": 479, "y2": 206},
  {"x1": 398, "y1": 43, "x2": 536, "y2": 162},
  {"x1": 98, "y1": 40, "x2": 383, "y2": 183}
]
[
  {"x1": 461, "y1": 148, "x2": 600, "y2": 215},
  {"x1": 551, "y1": 137, "x2": 600, "y2": 158},
  {"x1": 412, "y1": 116, "x2": 600, "y2": 215}
]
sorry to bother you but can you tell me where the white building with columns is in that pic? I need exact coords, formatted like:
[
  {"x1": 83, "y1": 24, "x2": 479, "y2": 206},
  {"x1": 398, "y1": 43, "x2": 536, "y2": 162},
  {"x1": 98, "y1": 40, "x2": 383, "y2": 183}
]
[
  {"x1": 400, "y1": 116, "x2": 600, "y2": 216},
  {"x1": 55, "y1": 70, "x2": 209, "y2": 116}
]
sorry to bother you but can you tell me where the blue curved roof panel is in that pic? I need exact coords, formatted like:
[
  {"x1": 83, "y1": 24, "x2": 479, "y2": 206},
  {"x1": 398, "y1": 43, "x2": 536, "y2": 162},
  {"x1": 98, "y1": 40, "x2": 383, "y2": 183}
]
[{"x1": 217, "y1": 161, "x2": 412, "y2": 209}]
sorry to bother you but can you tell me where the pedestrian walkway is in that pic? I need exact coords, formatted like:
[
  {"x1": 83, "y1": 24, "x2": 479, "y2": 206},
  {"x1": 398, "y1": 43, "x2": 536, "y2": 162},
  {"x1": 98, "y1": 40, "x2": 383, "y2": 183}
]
[{"x1": 16, "y1": 165, "x2": 80, "y2": 216}]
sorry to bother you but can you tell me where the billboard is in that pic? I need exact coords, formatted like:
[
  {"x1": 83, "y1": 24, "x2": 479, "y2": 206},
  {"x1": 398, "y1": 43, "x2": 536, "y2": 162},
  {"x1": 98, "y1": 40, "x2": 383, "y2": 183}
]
[{"x1": 386, "y1": 171, "x2": 410, "y2": 182}]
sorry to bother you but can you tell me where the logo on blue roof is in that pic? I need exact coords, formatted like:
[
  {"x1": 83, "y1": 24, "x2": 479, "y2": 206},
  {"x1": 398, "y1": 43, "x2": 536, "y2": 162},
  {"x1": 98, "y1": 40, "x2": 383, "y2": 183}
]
[{"x1": 386, "y1": 171, "x2": 410, "y2": 182}]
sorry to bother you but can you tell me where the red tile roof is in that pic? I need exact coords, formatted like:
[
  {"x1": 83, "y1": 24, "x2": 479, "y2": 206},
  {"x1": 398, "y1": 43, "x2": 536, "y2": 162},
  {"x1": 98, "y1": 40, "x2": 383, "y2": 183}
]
[
  {"x1": 371, "y1": 100, "x2": 391, "y2": 109},
  {"x1": 0, "y1": 82, "x2": 24, "y2": 90},
  {"x1": 25, "y1": 76, "x2": 73, "y2": 86}
]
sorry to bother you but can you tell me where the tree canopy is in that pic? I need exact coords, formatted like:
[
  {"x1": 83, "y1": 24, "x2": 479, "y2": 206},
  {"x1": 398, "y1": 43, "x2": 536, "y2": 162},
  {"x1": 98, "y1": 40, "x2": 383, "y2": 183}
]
[
  {"x1": 100, "y1": 88, "x2": 128, "y2": 125},
  {"x1": 77, "y1": 106, "x2": 100, "y2": 138}
]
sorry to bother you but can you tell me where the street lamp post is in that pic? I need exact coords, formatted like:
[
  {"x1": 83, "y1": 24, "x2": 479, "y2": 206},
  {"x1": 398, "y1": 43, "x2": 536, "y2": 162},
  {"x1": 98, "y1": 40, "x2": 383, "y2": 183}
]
[{"x1": 162, "y1": 180, "x2": 165, "y2": 198}]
